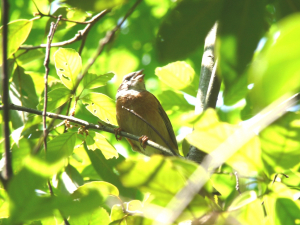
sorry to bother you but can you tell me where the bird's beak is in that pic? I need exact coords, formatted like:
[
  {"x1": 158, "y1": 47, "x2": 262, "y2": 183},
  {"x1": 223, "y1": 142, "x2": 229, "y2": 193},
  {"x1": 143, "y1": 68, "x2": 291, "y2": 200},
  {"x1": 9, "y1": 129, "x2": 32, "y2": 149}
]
[{"x1": 133, "y1": 69, "x2": 145, "y2": 81}]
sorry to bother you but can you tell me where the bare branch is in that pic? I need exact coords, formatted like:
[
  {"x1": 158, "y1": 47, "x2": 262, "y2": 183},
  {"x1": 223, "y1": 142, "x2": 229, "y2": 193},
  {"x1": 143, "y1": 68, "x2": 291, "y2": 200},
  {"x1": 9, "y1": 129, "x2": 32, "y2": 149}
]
[
  {"x1": 19, "y1": 10, "x2": 109, "y2": 50},
  {"x1": 43, "y1": 16, "x2": 62, "y2": 197},
  {"x1": 234, "y1": 171, "x2": 242, "y2": 194},
  {"x1": 43, "y1": 16, "x2": 62, "y2": 155},
  {"x1": 1, "y1": 0, "x2": 13, "y2": 185},
  {"x1": 0, "y1": 104, "x2": 175, "y2": 156}
]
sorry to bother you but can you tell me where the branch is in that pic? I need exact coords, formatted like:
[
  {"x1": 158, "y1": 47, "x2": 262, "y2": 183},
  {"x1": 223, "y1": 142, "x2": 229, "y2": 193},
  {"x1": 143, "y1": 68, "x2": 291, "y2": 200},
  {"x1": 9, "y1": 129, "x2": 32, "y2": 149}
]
[
  {"x1": 43, "y1": 16, "x2": 62, "y2": 154},
  {"x1": 1, "y1": 0, "x2": 13, "y2": 185},
  {"x1": 0, "y1": 104, "x2": 175, "y2": 156},
  {"x1": 234, "y1": 171, "x2": 241, "y2": 194},
  {"x1": 43, "y1": 16, "x2": 61, "y2": 198},
  {"x1": 77, "y1": 0, "x2": 142, "y2": 86},
  {"x1": 19, "y1": 10, "x2": 109, "y2": 50},
  {"x1": 187, "y1": 23, "x2": 219, "y2": 164}
]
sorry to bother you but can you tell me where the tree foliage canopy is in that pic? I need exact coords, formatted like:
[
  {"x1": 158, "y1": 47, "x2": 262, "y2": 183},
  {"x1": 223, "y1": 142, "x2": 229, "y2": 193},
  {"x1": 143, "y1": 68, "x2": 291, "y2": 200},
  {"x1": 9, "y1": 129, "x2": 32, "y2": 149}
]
[{"x1": 1, "y1": 0, "x2": 300, "y2": 224}]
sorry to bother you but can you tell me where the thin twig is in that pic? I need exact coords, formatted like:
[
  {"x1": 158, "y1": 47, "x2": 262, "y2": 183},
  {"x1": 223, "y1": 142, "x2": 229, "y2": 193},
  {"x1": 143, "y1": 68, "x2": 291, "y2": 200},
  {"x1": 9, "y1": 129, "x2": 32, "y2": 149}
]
[
  {"x1": 43, "y1": 16, "x2": 62, "y2": 153},
  {"x1": 1, "y1": 0, "x2": 13, "y2": 185},
  {"x1": 19, "y1": 10, "x2": 109, "y2": 50},
  {"x1": 234, "y1": 171, "x2": 241, "y2": 194},
  {"x1": 43, "y1": 16, "x2": 61, "y2": 197},
  {"x1": 122, "y1": 106, "x2": 178, "y2": 156},
  {"x1": 75, "y1": 0, "x2": 143, "y2": 90},
  {"x1": 0, "y1": 104, "x2": 175, "y2": 156}
]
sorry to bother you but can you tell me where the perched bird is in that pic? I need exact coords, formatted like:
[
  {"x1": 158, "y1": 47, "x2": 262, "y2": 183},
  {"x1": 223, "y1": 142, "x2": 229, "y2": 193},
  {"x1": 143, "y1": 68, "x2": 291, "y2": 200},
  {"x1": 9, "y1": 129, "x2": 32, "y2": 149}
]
[{"x1": 116, "y1": 70, "x2": 178, "y2": 156}]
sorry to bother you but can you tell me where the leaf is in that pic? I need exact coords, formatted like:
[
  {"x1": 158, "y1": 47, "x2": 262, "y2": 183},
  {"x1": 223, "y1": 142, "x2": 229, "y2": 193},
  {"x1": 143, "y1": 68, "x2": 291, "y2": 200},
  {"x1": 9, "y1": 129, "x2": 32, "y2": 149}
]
[
  {"x1": 8, "y1": 167, "x2": 48, "y2": 224},
  {"x1": 110, "y1": 200, "x2": 148, "y2": 224},
  {"x1": 65, "y1": 0, "x2": 127, "y2": 12},
  {"x1": 46, "y1": 132, "x2": 77, "y2": 163},
  {"x1": 228, "y1": 191, "x2": 257, "y2": 211},
  {"x1": 155, "y1": 61, "x2": 197, "y2": 96},
  {"x1": 0, "y1": 19, "x2": 33, "y2": 65},
  {"x1": 84, "y1": 146, "x2": 137, "y2": 198},
  {"x1": 37, "y1": 87, "x2": 72, "y2": 112},
  {"x1": 156, "y1": 0, "x2": 222, "y2": 62},
  {"x1": 54, "y1": 48, "x2": 82, "y2": 90},
  {"x1": 275, "y1": 198, "x2": 300, "y2": 225},
  {"x1": 157, "y1": 90, "x2": 194, "y2": 112},
  {"x1": 228, "y1": 198, "x2": 264, "y2": 225},
  {"x1": 14, "y1": 49, "x2": 44, "y2": 65},
  {"x1": 247, "y1": 14, "x2": 300, "y2": 113},
  {"x1": 80, "y1": 92, "x2": 117, "y2": 125},
  {"x1": 260, "y1": 112, "x2": 300, "y2": 175},
  {"x1": 77, "y1": 72, "x2": 115, "y2": 97},
  {"x1": 216, "y1": 0, "x2": 265, "y2": 105},
  {"x1": 12, "y1": 65, "x2": 39, "y2": 109},
  {"x1": 86, "y1": 131, "x2": 118, "y2": 159},
  {"x1": 69, "y1": 207, "x2": 110, "y2": 225},
  {"x1": 186, "y1": 109, "x2": 263, "y2": 173},
  {"x1": 116, "y1": 156, "x2": 209, "y2": 221}
]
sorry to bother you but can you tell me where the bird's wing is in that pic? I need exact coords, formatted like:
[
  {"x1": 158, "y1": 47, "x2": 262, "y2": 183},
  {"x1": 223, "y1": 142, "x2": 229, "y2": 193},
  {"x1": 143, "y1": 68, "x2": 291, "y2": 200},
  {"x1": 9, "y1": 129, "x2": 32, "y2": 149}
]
[{"x1": 157, "y1": 99, "x2": 178, "y2": 150}]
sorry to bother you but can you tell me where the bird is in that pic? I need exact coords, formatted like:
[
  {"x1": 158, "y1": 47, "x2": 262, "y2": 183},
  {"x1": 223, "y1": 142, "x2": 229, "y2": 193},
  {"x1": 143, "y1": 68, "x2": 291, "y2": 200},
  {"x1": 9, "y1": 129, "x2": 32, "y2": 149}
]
[{"x1": 115, "y1": 70, "x2": 179, "y2": 156}]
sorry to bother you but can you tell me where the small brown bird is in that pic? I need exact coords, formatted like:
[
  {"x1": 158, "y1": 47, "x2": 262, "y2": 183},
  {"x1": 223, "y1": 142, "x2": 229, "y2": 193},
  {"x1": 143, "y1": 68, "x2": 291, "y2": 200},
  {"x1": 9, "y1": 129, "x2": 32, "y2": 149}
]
[{"x1": 116, "y1": 70, "x2": 178, "y2": 156}]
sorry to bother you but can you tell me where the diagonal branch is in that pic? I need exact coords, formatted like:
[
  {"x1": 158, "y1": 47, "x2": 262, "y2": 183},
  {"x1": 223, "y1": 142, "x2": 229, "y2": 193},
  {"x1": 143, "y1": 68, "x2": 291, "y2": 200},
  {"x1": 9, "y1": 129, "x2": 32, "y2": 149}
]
[{"x1": 0, "y1": 104, "x2": 176, "y2": 156}]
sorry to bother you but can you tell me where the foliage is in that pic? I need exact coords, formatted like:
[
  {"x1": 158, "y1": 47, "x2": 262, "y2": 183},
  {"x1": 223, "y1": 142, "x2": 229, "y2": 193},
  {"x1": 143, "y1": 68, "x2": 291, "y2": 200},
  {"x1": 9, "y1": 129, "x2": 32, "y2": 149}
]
[{"x1": 1, "y1": 0, "x2": 300, "y2": 224}]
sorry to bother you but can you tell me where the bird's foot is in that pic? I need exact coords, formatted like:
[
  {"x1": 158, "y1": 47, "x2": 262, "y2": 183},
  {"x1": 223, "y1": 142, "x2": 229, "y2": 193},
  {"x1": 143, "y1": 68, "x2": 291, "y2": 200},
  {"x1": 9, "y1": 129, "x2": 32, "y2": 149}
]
[
  {"x1": 114, "y1": 128, "x2": 122, "y2": 141},
  {"x1": 139, "y1": 135, "x2": 149, "y2": 149}
]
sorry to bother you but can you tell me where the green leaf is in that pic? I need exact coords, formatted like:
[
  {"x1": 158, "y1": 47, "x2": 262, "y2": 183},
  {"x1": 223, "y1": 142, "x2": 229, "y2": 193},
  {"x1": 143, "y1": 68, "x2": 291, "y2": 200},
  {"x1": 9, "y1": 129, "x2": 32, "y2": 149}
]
[
  {"x1": 157, "y1": 90, "x2": 194, "y2": 112},
  {"x1": 228, "y1": 191, "x2": 257, "y2": 211},
  {"x1": 65, "y1": 0, "x2": 127, "y2": 12},
  {"x1": 275, "y1": 198, "x2": 300, "y2": 225},
  {"x1": 117, "y1": 156, "x2": 209, "y2": 221},
  {"x1": 14, "y1": 49, "x2": 44, "y2": 65},
  {"x1": 64, "y1": 164, "x2": 85, "y2": 187},
  {"x1": 54, "y1": 48, "x2": 82, "y2": 90},
  {"x1": 77, "y1": 72, "x2": 115, "y2": 97},
  {"x1": 0, "y1": 189, "x2": 9, "y2": 219},
  {"x1": 186, "y1": 109, "x2": 263, "y2": 173},
  {"x1": 86, "y1": 131, "x2": 118, "y2": 159},
  {"x1": 12, "y1": 65, "x2": 39, "y2": 109},
  {"x1": 156, "y1": 0, "x2": 222, "y2": 62},
  {"x1": 0, "y1": 19, "x2": 33, "y2": 65},
  {"x1": 110, "y1": 204, "x2": 126, "y2": 222},
  {"x1": 155, "y1": 61, "x2": 197, "y2": 96},
  {"x1": 46, "y1": 132, "x2": 77, "y2": 163},
  {"x1": 37, "y1": 87, "x2": 72, "y2": 111},
  {"x1": 110, "y1": 200, "x2": 150, "y2": 224},
  {"x1": 84, "y1": 146, "x2": 137, "y2": 198},
  {"x1": 260, "y1": 112, "x2": 300, "y2": 175},
  {"x1": 228, "y1": 199, "x2": 265, "y2": 225},
  {"x1": 216, "y1": 0, "x2": 264, "y2": 105},
  {"x1": 80, "y1": 92, "x2": 117, "y2": 125},
  {"x1": 69, "y1": 207, "x2": 110, "y2": 225},
  {"x1": 247, "y1": 14, "x2": 300, "y2": 113},
  {"x1": 8, "y1": 167, "x2": 48, "y2": 224}
]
